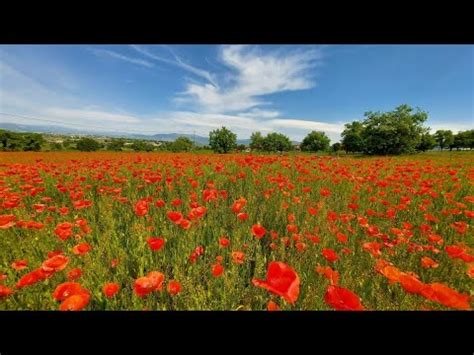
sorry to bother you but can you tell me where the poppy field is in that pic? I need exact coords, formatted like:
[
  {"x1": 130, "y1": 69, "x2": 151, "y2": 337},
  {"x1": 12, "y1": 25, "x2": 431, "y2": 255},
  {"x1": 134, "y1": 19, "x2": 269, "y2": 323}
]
[{"x1": 0, "y1": 151, "x2": 473, "y2": 311}]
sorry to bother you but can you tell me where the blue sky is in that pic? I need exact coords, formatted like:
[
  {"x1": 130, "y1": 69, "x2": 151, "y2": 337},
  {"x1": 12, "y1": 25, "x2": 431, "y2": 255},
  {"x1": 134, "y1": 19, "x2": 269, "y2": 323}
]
[{"x1": 0, "y1": 45, "x2": 472, "y2": 142}]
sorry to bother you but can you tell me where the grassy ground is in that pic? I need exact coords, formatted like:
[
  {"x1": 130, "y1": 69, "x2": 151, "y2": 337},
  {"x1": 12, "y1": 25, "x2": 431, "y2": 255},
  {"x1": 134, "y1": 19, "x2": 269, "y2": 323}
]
[{"x1": 0, "y1": 151, "x2": 473, "y2": 310}]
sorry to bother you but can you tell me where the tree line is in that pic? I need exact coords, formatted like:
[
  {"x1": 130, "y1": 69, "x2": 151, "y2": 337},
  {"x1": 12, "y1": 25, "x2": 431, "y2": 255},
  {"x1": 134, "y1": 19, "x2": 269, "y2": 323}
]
[{"x1": 1, "y1": 105, "x2": 472, "y2": 154}]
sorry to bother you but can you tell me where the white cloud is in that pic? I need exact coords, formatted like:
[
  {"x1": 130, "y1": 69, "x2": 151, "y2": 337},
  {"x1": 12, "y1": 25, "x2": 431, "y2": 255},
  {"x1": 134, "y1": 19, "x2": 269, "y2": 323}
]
[
  {"x1": 90, "y1": 48, "x2": 154, "y2": 68},
  {"x1": 177, "y1": 45, "x2": 323, "y2": 114},
  {"x1": 130, "y1": 45, "x2": 217, "y2": 86}
]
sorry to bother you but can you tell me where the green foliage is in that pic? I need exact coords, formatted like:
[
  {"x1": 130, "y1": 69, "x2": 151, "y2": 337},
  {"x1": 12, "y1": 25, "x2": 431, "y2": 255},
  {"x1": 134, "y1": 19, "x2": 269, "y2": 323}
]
[
  {"x1": 300, "y1": 131, "x2": 331, "y2": 152},
  {"x1": 416, "y1": 132, "x2": 436, "y2": 152},
  {"x1": 209, "y1": 127, "x2": 237, "y2": 153},
  {"x1": 331, "y1": 142, "x2": 343, "y2": 152},
  {"x1": 131, "y1": 140, "x2": 155, "y2": 152},
  {"x1": 360, "y1": 105, "x2": 428, "y2": 155},
  {"x1": 76, "y1": 137, "x2": 101, "y2": 152},
  {"x1": 450, "y1": 130, "x2": 474, "y2": 150},
  {"x1": 260, "y1": 132, "x2": 292, "y2": 152},
  {"x1": 0, "y1": 130, "x2": 24, "y2": 151},
  {"x1": 434, "y1": 130, "x2": 454, "y2": 150},
  {"x1": 51, "y1": 142, "x2": 63, "y2": 151},
  {"x1": 107, "y1": 139, "x2": 126, "y2": 151},
  {"x1": 169, "y1": 136, "x2": 195, "y2": 152},
  {"x1": 341, "y1": 121, "x2": 364, "y2": 153},
  {"x1": 250, "y1": 132, "x2": 264, "y2": 150},
  {"x1": 22, "y1": 133, "x2": 44, "y2": 151}
]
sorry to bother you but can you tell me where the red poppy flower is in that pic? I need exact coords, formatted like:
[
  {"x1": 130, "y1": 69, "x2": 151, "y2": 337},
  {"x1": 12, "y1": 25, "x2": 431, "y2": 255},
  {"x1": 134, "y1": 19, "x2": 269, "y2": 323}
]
[
  {"x1": 179, "y1": 219, "x2": 191, "y2": 229},
  {"x1": 251, "y1": 224, "x2": 266, "y2": 239},
  {"x1": 16, "y1": 268, "x2": 53, "y2": 288},
  {"x1": 420, "y1": 283, "x2": 470, "y2": 310},
  {"x1": 54, "y1": 222, "x2": 74, "y2": 241},
  {"x1": 134, "y1": 271, "x2": 165, "y2": 297},
  {"x1": 252, "y1": 261, "x2": 300, "y2": 304},
  {"x1": 67, "y1": 268, "x2": 82, "y2": 280},
  {"x1": 134, "y1": 200, "x2": 149, "y2": 217},
  {"x1": 267, "y1": 300, "x2": 280, "y2": 311},
  {"x1": 322, "y1": 248, "x2": 339, "y2": 263},
  {"x1": 167, "y1": 280, "x2": 181, "y2": 296},
  {"x1": 103, "y1": 283, "x2": 120, "y2": 298},
  {"x1": 315, "y1": 265, "x2": 340, "y2": 285},
  {"x1": 155, "y1": 199, "x2": 165, "y2": 208},
  {"x1": 231, "y1": 251, "x2": 245, "y2": 264},
  {"x1": 211, "y1": 263, "x2": 224, "y2": 277},
  {"x1": 59, "y1": 292, "x2": 90, "y2": 311},
  {"x1": 42, "y1": 254, "x2": 69, "y2": 272},
  {"x1": 237, "y1": 212, "x2": 249, "y2": 221},
  {"x1": 167, "y1": 211, "x2": 183, "y2": 224},
  {"x1": 324, "y1": 285, "x2": 365, "y2": 310},
  {"x1": 0, "y1": 284, "x2": 14, "y2": 297},
  {"x1": 53, "y1": 282, "x2": 85, "y2": 301},
  {"x1": 421, "y1": 256, "x2": 439, "y2": 269},
  {"x1": 72, "y1": 242, "x2": 92, "y2": 255},
  {"x1": 11, "y1": 259, "x2": 28, "y2": 271},
  {"x1": 147, "y1": 237, "x2": 165, "y2": 251},
  {"x1": 0, "y1": 214, "x2": 16, "y2": 229},
  {"x1": 219, "y1": 237, "x2": 230, "y2": 248}
]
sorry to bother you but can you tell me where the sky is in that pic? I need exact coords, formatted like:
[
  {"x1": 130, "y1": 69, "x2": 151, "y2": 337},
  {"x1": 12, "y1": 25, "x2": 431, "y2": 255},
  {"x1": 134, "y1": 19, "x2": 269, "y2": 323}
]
[{"x1": 0, "y1": 45, "x2": 472, "y2": 142}]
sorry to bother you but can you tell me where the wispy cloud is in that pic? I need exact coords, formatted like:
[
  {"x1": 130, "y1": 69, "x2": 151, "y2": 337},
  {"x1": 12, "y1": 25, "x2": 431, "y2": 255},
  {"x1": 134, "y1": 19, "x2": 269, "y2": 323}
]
[
  {"x1": 90, "y1": 48, "x2": 154, "y2": 68},
  {"x1": 177, "y1": 45, "x2": 323, "y2": 114},
  {"x1": 130, "y1": 45, "x2": 217, "y2": 86}
]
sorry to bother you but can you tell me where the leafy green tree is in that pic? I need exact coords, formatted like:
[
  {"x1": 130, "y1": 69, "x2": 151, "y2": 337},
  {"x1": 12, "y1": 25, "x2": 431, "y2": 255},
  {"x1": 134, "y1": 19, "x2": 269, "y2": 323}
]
[
  {"x1": 22, "y1": 133, "x2": 44, "y2": 151},
  {"x1": 301, "y1": 131, "x2": 331, "y2": 152},
  {"x1": 209, "y1": 127, "x2": 237, "y2": 153},
  {"x1": 236, "y1": 144, "x2": 247, "y2": 151},
  {"x1": 0, "y1": 130, "x2": 24, "y2": 151},
  {"x1": 261, "y1": 132, "x2": 292, "y2": 152},
  {"x1": 107, "y1": 139, "x2": 126, "y2": 151},
  {"x1": 62, "y1": 139, "x2": 74, "y2": 150},
  {"x1": 51, "y1": 142, "x2": 63, "y2": 151},
  {"x1": 131, "y1": 140, "x2": 155, "y2": 152},
  {"x1": 250, "y1": 132, "x2": 264, "y2": 151},
  {"x1": 361, "y1": 104, "x2": 428, "y2": 155},
  {"x1": 416, "y1": 132, "x2": 436, "y2": 152},
  {"x1": 341, "y1": 121, "x2": 364, "y2": 153},
  {"x1": 169, "y1": 136, "x2": 194, "y2": 152},
  {"x1": 434, "y1": 130, "x2": 454, "y2": 150},
  {"x1": 76, "y1": 137, "x2": 100, "y2": 152},
  {"x1": 332, "y1": 142, "x2": 343, "y2": 153},
  {"x1": 451, "y1": 130, "x2": 474, "y2": 150}
]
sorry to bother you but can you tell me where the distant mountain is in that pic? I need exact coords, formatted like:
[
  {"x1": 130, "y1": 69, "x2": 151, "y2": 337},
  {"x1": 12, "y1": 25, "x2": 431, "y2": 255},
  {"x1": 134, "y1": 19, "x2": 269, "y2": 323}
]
[
  {"x1": 0, "y1": 122, "x2": 211, "y2": 145},
  {"x1": 0, "y1": 122, "x2": 300, "y2": 146}
]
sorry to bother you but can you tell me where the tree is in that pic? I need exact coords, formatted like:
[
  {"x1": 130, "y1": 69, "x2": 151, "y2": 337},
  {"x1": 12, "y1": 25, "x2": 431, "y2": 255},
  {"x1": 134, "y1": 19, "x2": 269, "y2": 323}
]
[
  {"x1": 434, "y1": 130, "x2": 454, "y2": 150},
  {"x1": 250, "y1": 132, "x2": 264, "y2": 151},
  {"x1": 131, "y1": 140, "x2": 155, "y2": 152},
  {"x1": 76, "y1": 137, "x2": 100, "y2": 152},
  {"x1": 169, "y1": 136, "x2": 194, "y2": 152},
  {"x1": 22, "y1": 133, "x2": 44, "y2": 151},
  {"x1": 416, "y1": 132, "x2": 436, "y2": 152},
  {"x1": 332, "y1": 142, "x2": 343, "y2": 153},
  {"x1": 300, "y1": 131, "x2": 331, "y2": 152},
  {"x1": 107, "y1": 139, "x2": 126, "y2": 151},
  {"x1": 236, "y1": 144, "x2": 247, "y2": 152},
  {"x1": 209, "y1": 127, "x2": 237, "y2": 153},
  {"x1": 51, "y1": 142, "x2": 63, "y2": 151},
  {"x1": 0, "y1": 130, "x2": 24, "y2": 151},
  {"x1": 361, "y1": 104, "x2": 428, "y2": 155},
  {"x1": 451, "y1": 130, "x2": 474, "y2": 150},
  {"x1": 261, "y1": 133, "x2": 292, "y2": 152},
  {"x1": 341, "y1": 121, "x2": 364, "y2": 153}
]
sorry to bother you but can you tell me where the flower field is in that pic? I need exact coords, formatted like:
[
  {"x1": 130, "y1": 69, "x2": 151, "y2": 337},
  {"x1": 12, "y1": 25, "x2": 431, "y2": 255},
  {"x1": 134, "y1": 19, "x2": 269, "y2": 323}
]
[{"x1": 0, "y1": 151, "x2": 473, "y2": 310}]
